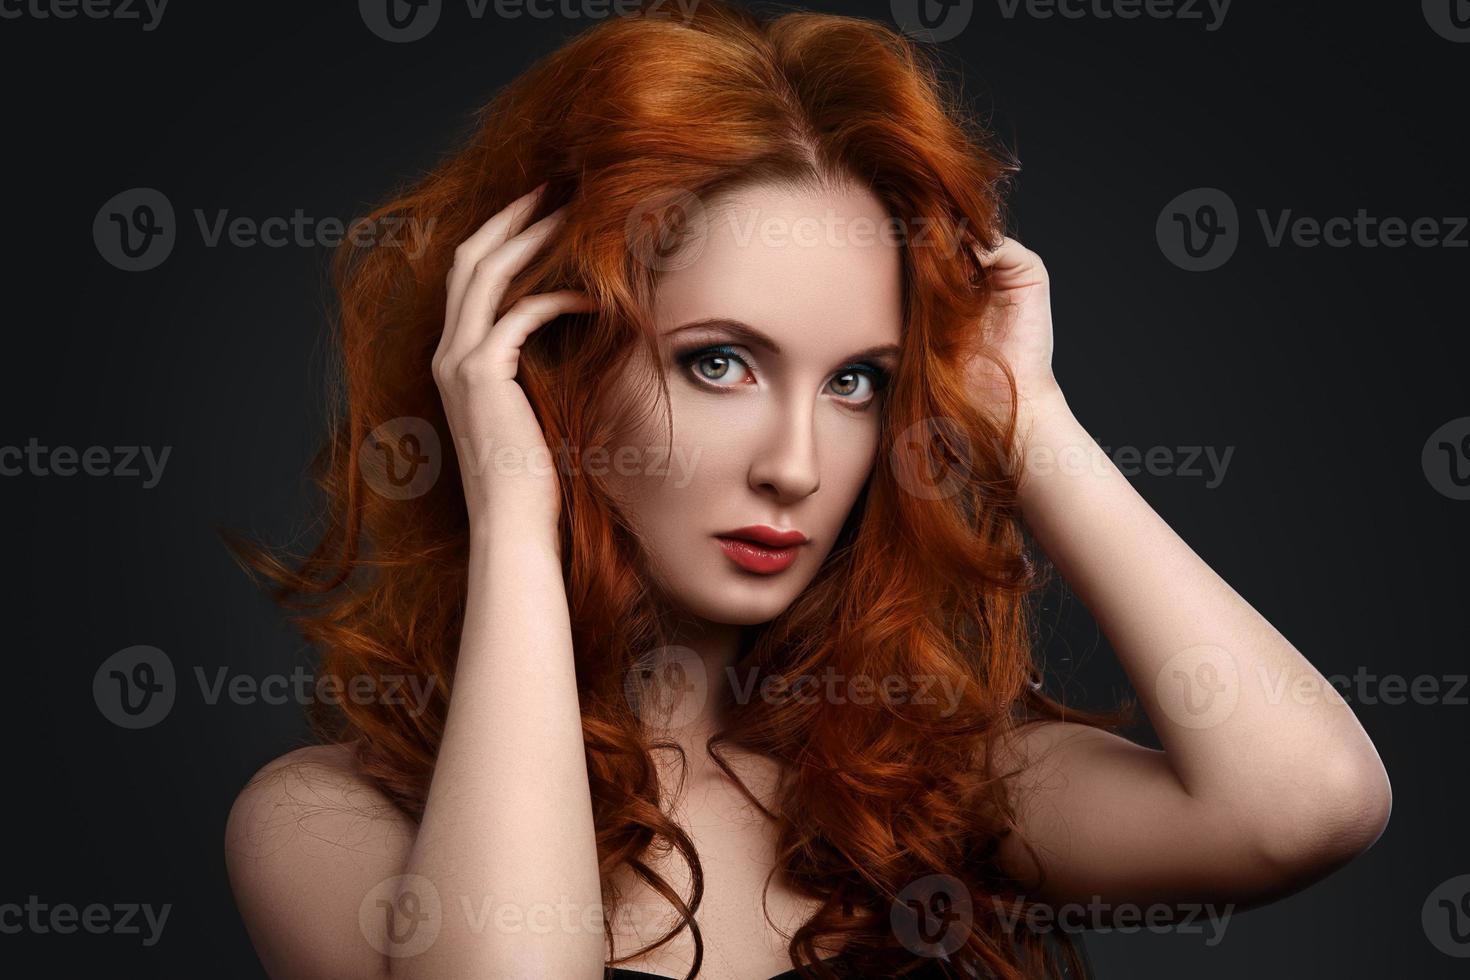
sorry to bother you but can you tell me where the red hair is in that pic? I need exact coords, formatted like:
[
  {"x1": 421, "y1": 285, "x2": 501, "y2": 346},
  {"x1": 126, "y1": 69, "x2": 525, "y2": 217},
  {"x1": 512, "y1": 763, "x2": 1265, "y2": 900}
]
[{"x1": 229, "y1": 2, "x2": 1134, "y2": 977}]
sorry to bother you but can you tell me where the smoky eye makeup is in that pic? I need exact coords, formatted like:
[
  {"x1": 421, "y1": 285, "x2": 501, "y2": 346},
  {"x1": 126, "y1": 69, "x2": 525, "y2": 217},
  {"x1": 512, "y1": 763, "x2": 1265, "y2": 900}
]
[
  {"x1": 676, "y1": 339, "x2": 746, "y2": 373},
  {"x1": 672, "y1": 339, "x2": 893, "y2": 407}
]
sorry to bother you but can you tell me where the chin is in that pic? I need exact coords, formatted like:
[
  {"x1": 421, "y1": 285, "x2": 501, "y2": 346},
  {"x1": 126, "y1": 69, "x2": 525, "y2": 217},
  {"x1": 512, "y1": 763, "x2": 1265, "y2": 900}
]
[
  {"x1": 672, "y1": 583, "x2": 796, "y2": 627},
  {"x1": 644, "y1": 537, "x2": 829, "y2": 627},
  {"x1": 659, "y1": 554, "x2": 820, "y2": 626}
]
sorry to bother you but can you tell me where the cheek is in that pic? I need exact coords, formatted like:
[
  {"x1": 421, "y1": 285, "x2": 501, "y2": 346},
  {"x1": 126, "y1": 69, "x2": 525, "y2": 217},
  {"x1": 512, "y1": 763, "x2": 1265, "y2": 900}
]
[
  {"x1": 606, "y1": 389, "x2": 735, "y2": 514},
  {"x1": 818, "y1": 410, "x2": 883, "y2": 492}
]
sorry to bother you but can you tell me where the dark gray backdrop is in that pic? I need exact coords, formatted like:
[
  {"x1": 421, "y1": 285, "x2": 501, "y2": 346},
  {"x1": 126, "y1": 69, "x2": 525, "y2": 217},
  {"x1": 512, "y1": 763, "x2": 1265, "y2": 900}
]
[{"x1": 1, "y1": 0, "x2": 1465, "y2": 976}]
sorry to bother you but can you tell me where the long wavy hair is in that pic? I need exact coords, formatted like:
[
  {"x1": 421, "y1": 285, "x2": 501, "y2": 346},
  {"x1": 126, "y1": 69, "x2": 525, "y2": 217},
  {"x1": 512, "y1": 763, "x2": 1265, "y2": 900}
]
[{"x1": 229, "y1": 2, "x2": 1136, "y2": 978}]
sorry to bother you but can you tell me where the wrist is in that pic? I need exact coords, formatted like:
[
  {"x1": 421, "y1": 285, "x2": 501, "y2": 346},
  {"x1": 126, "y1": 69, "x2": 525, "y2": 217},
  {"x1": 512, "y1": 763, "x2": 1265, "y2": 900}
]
[
  {"x1": 1014, "y1": 380, "x2": 1072, "y2": 448},
  {"x1": 1011, "y1": 391, "x2": 1104, "y2": 502},
  {"x1": 469, "y1": 503, "x2": 562, "y2": 554}
]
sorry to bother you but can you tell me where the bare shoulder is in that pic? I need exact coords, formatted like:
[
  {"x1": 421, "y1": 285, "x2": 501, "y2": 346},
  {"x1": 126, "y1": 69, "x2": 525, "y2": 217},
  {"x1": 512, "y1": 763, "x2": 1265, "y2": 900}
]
[
  {"x1": 226, "y1": 742, "x2": 410, "y2": 855},
  {"x1": 225, "y1": 742, "x2": 415, "y2": 980},
  {"x1": 233, "y1": 741, "x2": 362, "y2": 796}
]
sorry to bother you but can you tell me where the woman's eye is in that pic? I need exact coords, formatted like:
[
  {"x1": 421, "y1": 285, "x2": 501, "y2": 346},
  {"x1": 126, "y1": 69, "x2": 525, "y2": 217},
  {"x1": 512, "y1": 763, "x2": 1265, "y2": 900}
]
[
  {"x1": 679, "y1": 346, "x2": 887, "y2": 406},
  {"x1": 687, "y1": 350, "x2": 751, "y2": 387},
  {"x1": 828, "y1": 368, "x2": 884, "y2": 406}
]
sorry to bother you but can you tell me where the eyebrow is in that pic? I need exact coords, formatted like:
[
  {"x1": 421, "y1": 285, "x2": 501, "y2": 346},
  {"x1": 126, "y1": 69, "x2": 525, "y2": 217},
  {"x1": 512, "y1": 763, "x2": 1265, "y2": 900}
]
[{"x1": 665, "y1": 317, "x2": 901, "y2": 365}]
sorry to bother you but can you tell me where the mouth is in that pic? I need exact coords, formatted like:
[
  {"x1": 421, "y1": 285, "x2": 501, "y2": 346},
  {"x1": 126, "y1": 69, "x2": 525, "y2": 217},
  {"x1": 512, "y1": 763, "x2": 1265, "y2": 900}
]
[{"x1": 713, "y1": 525, "x2": 808, "y2": 575}]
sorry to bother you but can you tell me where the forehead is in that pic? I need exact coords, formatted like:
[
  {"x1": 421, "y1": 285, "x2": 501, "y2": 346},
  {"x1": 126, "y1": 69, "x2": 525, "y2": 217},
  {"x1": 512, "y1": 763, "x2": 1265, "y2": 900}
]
[{"x1": 651, "y1": 182, "x2": 904, "y2": 351}]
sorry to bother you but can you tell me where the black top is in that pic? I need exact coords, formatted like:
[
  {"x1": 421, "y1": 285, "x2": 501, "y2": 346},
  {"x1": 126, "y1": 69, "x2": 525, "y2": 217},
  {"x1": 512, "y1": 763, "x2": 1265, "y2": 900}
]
[
  {"x1": 607, "y1": 952, "x2": 957, "y2": 979},
  {"x1": 607, "y1": 932, "x2": 1092, "y2": 978}
]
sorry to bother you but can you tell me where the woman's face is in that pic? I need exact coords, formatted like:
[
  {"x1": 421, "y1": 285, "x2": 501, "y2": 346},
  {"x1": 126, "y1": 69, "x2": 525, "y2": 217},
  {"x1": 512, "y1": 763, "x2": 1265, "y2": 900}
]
[{"x1": 603, "y1": 180, "x2": 904, "y2": 626}]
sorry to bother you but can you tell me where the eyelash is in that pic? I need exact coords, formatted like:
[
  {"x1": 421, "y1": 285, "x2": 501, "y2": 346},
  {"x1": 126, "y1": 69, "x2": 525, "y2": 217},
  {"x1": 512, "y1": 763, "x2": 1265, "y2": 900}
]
[{"x1": 675, "y1": 344, "x2": 891, "y2": 409}]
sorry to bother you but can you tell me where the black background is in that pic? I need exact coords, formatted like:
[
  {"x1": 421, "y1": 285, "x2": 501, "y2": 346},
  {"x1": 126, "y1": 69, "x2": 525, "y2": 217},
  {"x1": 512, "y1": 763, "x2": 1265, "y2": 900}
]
[{"x1": 1, "y1": 0, "x2": 1465, "y2": 976}]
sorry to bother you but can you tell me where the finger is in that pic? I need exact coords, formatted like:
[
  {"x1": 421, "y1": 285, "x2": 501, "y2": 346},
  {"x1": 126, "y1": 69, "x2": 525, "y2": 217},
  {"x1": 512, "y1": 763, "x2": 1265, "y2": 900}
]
[
  {"x1": 446, "y1": 206, "x2": 570, "y2": 363},
  {"x1": 974, "y1": 236, "x2": 1024, "y2": 268},
  {"x1": 440, "y1": 182, "x2": 549, "y2": 359},
  {"x1": 974, "y1": 237, "x2": 1049, "y2": 293},
  {"x1": 463, "y1": 290, "x2": 596, "y2": 382},
  {"x1": 447, "y1": 182, "x2": 548, "y2": 320}
]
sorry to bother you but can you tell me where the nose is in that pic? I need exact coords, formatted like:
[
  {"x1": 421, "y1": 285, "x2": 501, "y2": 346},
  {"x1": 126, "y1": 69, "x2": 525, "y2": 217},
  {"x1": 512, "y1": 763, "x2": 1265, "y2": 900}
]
[{"x1": 747, "y1": 396, "x2": 821, "y2": 503}]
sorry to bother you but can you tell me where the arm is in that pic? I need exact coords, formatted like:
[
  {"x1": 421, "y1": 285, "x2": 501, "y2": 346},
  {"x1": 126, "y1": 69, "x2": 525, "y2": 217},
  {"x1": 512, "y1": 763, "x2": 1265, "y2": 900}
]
[
  {"x1": 226, "y1": 184, "x2": 607, "y2": 978},
  {"x1": 225, "y1": 517, "x2": 603, "y2": 979},
  {"x1": 386, "y1": 507, "x2": 604, "y2": 978},
  {"x1": 971, "y1": 239, "x2": 1391, "y2": 914}
]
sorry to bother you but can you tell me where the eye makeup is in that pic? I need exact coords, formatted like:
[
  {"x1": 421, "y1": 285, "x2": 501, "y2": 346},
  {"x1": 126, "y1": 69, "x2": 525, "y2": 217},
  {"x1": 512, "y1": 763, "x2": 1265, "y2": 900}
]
[{"x1": 672, "y1": 341, "x2": 891, "y2": 409}]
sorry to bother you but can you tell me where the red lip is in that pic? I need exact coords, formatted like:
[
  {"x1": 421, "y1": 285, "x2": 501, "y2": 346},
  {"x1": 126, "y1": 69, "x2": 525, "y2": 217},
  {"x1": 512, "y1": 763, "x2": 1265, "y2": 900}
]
[
  {"x1": 716, "y1": 525, "x2": 809, "y2": 547},
  {"x1": 714, "y1": 537, "x2": 802, "y2": 574},
  {"x1": 713, "y1": 526, "x2": 808, "y2": 575}
]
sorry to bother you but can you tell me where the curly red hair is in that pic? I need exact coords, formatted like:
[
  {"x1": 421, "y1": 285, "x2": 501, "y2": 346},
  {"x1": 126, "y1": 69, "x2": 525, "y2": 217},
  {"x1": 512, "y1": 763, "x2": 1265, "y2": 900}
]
[{"x1": 228, "y1": 2, "x2": 1135, "y2": 978}]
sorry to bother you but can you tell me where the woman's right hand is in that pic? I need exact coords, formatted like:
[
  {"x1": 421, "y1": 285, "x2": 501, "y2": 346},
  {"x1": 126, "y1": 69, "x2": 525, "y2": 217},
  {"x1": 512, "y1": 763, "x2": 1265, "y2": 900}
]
[{"x1": 432, "y1": 182, "x2": 595, "y2": 536}]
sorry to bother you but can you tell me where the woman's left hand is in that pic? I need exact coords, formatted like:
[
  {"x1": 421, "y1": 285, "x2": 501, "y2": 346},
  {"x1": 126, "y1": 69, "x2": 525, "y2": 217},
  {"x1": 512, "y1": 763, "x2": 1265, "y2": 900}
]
[{"x1": 965, "y1": 237, "x2": 1068, "y2": 441}]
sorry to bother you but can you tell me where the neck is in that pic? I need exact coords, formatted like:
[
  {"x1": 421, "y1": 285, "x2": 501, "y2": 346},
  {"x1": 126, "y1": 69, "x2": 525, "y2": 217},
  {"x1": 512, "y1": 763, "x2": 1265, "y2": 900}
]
[{"x1": 635, "y1": 613, "x2": 760, "y2": 739}]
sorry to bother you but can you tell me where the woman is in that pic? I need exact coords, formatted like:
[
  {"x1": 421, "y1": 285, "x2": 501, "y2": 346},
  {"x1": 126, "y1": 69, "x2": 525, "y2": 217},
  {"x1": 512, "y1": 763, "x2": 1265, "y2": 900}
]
[{"x1": 222, "y1": 3, "x2": 1391, "y2": 978}]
